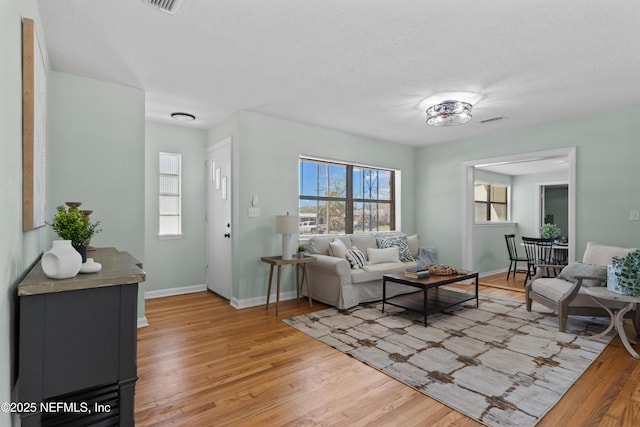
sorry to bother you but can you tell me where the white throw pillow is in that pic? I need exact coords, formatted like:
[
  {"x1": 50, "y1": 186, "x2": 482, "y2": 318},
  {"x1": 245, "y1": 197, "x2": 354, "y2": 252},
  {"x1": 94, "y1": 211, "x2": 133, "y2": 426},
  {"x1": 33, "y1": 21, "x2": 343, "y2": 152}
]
[
  {"x1": 367, "y1": 247, "x2": 400, "y2": 264},
  {"x1": 328, "y1": 239, "x2": 349, "y2": 259}
]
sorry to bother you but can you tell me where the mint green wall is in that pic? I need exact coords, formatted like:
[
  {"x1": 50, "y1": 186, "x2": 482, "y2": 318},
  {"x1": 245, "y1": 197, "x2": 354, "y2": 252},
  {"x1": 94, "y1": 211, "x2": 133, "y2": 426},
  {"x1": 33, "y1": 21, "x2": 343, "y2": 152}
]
[
  {"x1": 208, "y1": 111, "x2": 417, "y2": 303},
  {"x1": 417, "y1": 107, "x2": 640, "y2": 270},
  {"x1": 473, "y1": 170, "x2": 515, "y2": 273},
  {"x1": 512, "y1": 170, "x2": 568, "y2": 240},
  {"x1": 544, "y1": 186, "x2": 569, "y2": 237},
  {"x1": 144, "y1": 121, "x2": 207, "y2": 293},
  {"x1": 49, "y1": 72, "x2": 146, "y2": 317},
  {"x1": 1, "y1": 1, "x2": 51, "y2": 423}
]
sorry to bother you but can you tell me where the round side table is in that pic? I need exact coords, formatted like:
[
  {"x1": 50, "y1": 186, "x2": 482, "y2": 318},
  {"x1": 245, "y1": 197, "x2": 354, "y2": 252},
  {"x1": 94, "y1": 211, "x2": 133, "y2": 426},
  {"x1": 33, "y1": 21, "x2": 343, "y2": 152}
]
[{"x1": 583, "y1": 286, "x2": 640, "y2": 359}]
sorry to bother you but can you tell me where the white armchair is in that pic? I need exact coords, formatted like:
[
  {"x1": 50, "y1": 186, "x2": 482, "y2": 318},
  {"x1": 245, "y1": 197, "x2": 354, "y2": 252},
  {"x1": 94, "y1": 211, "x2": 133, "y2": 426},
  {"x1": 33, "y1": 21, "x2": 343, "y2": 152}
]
[{"x1": 525, "y1": 242, "x2": 639, "y2": 333}]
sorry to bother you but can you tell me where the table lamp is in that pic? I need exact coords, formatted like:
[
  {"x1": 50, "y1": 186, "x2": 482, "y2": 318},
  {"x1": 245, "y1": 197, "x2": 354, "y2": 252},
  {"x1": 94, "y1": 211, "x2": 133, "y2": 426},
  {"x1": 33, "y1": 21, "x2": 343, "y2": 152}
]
[{"x1": 276, "y1": 213, "x2": 298, "y2": 260}]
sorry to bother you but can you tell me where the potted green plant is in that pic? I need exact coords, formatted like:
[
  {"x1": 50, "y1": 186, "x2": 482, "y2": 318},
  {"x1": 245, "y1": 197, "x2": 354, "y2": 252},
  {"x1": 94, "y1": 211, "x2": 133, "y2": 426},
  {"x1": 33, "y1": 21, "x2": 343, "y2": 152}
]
[
  {"x1": 540, "y1": 223, "x2": 561, "y2": 240},
  {"x1": 49, "y1": 205, "x2": 101, "y2": 262},
  {"x1": 609, "y1": 250, "x2": 640, "y2": 297},
  {"x1": 297, "y1": 244, "x2": 306, "y2": 259}
]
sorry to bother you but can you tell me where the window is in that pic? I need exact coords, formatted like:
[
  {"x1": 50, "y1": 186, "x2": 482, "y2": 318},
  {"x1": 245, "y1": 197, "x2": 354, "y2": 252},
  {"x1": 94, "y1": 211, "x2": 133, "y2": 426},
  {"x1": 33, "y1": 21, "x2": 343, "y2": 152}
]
[
  {"x1": 475, "y1": 183, "x2": 509, "y2": 222},
  {"x1": 299, "y1": 157, "x2": 395, "y2": 235},
  {"x1": 159, "y1": 152, "x2": 182, "y2": 237}
]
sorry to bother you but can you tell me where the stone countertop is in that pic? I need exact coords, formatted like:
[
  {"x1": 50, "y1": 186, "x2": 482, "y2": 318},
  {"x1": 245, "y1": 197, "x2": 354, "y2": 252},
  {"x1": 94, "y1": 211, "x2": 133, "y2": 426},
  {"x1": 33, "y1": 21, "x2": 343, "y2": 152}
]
[{"x1": 18, "y1": 247, "x2": 146, "y2": 296}]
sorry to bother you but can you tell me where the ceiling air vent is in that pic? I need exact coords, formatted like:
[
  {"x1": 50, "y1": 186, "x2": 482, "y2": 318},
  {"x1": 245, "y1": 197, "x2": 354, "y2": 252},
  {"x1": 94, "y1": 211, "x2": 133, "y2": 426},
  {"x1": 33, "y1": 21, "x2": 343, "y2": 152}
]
[
  {"x1": 479, "y1": 116, "x2": 507, "y2": 124},
  {"x1": 144, "y1": 0, "x2": 183, "y2": 14}
]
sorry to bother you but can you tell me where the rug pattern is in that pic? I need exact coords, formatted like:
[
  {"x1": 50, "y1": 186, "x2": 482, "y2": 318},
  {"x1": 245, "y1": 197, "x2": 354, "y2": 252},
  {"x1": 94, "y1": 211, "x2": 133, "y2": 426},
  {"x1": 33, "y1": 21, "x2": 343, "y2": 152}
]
[{"x1": 284, "y1": 294, "x2": 613, "y2": 427}]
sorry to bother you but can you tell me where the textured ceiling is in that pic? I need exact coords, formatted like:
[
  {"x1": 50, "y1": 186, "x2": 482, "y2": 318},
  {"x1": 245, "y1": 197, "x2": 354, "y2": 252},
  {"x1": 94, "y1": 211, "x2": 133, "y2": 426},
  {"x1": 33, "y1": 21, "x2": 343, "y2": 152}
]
[{"x1": 37, "y1": 0, "x2": 640, "y2": 147}]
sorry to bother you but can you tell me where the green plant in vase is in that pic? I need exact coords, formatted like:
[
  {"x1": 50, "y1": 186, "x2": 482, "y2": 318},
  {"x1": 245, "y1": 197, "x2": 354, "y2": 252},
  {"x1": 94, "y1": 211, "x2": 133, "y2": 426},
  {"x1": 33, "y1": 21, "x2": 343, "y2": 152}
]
[
  {"x1": 540, "y1": 223, "x2": 561, "y2": 240},
  {"x1": 297, "y1": 244, "x2": 306, "y2": 259},
  {"x1": 49, "y1": 205, "x2": 101, "y2": 262},
  {"x1": 611, "y1": 250, "x2": 640, "y2": 297}
]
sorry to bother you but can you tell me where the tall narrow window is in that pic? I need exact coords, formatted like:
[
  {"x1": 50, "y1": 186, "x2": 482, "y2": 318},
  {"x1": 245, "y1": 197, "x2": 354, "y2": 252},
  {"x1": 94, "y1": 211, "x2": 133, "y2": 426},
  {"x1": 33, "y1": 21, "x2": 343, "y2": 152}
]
[
  {"x1": 159, "y1": 152, "x2": 182, "y2": 237},
  {"x1": 299, "y1": 157, "x2": 395, "y2": 235},
  {"x1": 474, "y1": 183, "x2": 509, "y2": 222}
]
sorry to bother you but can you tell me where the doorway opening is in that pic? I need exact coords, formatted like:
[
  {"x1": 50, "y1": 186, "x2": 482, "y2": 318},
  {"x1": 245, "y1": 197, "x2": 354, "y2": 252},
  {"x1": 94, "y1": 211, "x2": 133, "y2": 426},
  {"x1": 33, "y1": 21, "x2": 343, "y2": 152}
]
[{"x1": 462, "y1": 147, "x2": 576, "y2": 272}]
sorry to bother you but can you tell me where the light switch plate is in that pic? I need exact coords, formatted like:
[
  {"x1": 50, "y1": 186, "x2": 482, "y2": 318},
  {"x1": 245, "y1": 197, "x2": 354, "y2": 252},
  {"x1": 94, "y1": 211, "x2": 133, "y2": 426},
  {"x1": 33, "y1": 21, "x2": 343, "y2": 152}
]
[
  {"x1": 248, "y1": 207, "x2": 261, "y2": 217},
  {"x1": 630, "y1": 209, "x2": 640, "y2": 221}
]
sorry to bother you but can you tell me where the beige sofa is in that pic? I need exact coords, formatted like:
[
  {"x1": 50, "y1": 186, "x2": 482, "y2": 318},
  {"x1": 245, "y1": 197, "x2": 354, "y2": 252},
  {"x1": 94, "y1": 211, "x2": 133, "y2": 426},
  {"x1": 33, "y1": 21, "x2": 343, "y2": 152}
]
[{"x1": 303, "y1": 232, "x2": 436, "y2": 309}]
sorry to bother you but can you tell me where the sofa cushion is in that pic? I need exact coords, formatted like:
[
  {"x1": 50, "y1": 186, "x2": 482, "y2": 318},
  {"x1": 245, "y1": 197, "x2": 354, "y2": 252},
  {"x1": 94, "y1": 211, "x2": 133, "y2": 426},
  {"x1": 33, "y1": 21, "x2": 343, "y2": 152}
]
[
  {"x1": 328, "y1": 238, "x2": 349, "y2": 259},
  {"x1": 367, "y1": 247, "x2": 400, "y2": 264},
  {"x1": 352, "y1": 261, "x2": 407, "y2": 284},
  {"x1": 307, "y1": 235, "x2": 351, "y2": 255},
  {"x1": 350, "y1": 234, "x2": 377, "y2": 260},
  {"x1": 557, "y1": 262, "x2": 607, "y2": 287},
  {"x1": 530, "y1": 278, "x2": 575, "y2": 302},
  {"x1": 582, "y1": 242, "x2": 637, "y2": 266},
  {"x1": 376, "y1": 235, "x2": 414, "y2": 262}
]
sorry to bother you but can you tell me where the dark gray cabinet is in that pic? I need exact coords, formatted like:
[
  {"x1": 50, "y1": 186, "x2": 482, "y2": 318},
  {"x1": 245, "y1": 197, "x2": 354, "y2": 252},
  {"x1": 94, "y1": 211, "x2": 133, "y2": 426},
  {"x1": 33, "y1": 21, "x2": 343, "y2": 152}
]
[{"x1": 17, "y1": 248, "x2": 145, "y2": 427}]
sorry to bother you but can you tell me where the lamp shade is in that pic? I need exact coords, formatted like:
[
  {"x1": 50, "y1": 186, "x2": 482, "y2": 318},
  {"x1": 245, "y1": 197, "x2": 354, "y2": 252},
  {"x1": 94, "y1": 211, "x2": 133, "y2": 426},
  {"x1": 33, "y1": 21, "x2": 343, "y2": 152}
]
[{"x1": 276, "y1": 214, "x2": 298, "y2": 234}]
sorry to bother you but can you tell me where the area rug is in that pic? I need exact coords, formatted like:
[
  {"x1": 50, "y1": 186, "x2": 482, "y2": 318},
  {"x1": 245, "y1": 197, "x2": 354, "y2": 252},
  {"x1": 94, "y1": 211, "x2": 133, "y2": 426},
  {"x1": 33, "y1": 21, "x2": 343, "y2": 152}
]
[{"x1": 283, "y1": 293, "x2": 614, "y2": 427}]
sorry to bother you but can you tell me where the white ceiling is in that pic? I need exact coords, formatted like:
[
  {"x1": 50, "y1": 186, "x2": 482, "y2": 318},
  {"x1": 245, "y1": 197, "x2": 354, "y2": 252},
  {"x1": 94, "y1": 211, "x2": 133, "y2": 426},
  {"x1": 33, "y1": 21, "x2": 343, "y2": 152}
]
[{"x1": 37, "y1": 0, "x2": 640, "y2": 147}]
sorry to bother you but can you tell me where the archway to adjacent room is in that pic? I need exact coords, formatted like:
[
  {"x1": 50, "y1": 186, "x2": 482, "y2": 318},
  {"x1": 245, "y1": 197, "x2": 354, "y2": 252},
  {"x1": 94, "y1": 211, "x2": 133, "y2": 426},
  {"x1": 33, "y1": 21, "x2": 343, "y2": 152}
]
[{"x1": 461, "y1": 147, "x2": 576, "y2": 272}]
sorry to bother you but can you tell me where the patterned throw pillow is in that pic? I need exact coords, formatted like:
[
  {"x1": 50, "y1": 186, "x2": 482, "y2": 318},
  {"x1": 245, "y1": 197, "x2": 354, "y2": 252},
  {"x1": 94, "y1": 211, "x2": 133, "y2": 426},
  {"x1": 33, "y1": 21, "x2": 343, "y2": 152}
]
[
  {"x1": 376, "y1": 235, "x2": 414, "y2": 262},
  {"x1": 346, "y1": 247, "x2": 367, "y2": 269},
  {"x1": 557, "y1": 262, "x2": 607, "y2": 287}
]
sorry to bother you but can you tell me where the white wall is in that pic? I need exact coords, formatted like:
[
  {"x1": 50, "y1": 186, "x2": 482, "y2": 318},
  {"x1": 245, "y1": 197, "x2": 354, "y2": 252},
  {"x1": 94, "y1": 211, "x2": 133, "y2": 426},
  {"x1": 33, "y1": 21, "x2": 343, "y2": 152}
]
[{"x1": 144, "y1": 121, "x2": 207, "y2": 294}]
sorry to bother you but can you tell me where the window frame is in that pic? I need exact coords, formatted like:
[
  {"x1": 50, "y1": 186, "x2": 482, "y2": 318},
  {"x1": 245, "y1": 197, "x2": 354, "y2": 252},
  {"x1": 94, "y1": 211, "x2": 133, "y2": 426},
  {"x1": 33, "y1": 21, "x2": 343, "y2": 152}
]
[
  {"x1": 299, "y1": 156, "x2": 396, "y2": 235},
  {"x1": 474, "y1": 182, "x2": 511, "y2": 224},
  {"x1": 158, "y1": 151, "x2": 183, "y2": 239}
]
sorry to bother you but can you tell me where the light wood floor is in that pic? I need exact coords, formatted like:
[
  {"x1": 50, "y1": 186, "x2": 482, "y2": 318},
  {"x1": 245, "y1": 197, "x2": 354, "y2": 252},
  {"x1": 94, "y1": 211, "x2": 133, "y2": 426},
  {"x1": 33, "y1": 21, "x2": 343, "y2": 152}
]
[{"x1": 136, "y1": 280, "x2": 640, "y2": 426}]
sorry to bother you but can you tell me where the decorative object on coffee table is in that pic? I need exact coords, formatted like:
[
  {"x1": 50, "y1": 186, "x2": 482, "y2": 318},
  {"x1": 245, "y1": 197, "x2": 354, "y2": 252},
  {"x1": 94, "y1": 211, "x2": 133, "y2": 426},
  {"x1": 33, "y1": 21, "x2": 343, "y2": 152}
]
[{"x1": 427, "y1": 264, "x2": 458, "y2": 275}]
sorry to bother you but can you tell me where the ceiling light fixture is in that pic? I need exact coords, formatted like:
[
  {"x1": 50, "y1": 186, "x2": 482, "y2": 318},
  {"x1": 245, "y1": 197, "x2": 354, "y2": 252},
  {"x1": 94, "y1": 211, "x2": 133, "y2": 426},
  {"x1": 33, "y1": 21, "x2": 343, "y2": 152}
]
[
  {"x1": 426, "y1": 100, "x2": 472, "y2": 127},
  {"x1": 171, "y1": 112, "x2": 196, "y2": 122}
]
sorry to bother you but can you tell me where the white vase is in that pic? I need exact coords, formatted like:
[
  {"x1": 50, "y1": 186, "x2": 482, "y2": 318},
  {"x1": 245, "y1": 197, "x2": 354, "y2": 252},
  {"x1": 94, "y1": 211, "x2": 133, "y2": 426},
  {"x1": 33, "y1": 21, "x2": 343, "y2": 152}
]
[{"x1": 41, "y1": 240, "x2": 82, "y2": 279}]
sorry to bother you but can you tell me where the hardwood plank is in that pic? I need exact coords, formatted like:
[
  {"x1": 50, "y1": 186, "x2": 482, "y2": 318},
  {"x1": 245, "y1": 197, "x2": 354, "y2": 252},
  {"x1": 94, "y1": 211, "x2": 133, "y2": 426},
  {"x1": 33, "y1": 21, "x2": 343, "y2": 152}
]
[{"x1": 136, "y1": 284, "x2": 640, "y2": 426}]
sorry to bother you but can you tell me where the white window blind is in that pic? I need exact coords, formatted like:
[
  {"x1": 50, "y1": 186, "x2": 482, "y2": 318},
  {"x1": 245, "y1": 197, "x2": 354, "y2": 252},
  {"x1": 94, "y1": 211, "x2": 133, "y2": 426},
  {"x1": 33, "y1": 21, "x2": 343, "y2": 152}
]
[{"x1": 159, "y1": 152, "x2": 182, "y2": 237}]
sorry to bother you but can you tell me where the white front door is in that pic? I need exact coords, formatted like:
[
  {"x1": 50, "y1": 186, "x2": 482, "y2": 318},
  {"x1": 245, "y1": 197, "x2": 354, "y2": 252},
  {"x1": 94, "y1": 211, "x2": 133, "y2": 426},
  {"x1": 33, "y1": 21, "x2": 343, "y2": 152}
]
[{"x1": 206, "y1": 139, "x2": 232, "y2": 300}]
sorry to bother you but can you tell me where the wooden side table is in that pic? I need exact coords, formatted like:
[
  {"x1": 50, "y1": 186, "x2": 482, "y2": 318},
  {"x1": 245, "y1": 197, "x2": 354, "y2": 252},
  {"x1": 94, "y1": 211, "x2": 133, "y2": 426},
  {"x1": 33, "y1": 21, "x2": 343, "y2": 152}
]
[
  {"x1": 260, "y1": 255, "x2": 316, "y2": 315},
  {"x1": 583, "y1": 286, "x2": 640, "y2": 359}
]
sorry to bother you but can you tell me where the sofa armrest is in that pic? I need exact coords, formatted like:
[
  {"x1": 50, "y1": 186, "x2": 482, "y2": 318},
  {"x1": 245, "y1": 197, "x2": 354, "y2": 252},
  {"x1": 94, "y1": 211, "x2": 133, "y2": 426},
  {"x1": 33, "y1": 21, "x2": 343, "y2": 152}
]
[{"x1": 307, "y1": 254, "x2": 352, "y2": 280}]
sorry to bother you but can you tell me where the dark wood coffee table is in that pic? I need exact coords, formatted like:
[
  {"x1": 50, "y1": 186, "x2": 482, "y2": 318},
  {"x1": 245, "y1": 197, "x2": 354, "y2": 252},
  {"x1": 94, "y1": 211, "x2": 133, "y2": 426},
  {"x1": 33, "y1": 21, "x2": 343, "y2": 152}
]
[{"x1": 382, "y1": 271, "x2": 479, "y2": 326}]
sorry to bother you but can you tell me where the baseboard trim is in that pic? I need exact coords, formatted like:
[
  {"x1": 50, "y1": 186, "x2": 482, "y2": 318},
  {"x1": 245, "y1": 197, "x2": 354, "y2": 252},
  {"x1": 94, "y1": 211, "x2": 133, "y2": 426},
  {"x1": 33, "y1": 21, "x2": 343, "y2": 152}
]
[
  {"x1": 479, "y1": 268, "x2": 508, "y2": 277},
  {"x1": 145, "y1": 284, "x2": 207, "y2": 300},
  {"x1": 137, "y1": 316, "x2": 149, "y2": 328},
  {"x1": 231, "y1": 291, "x2": 298, "y2": 309}
]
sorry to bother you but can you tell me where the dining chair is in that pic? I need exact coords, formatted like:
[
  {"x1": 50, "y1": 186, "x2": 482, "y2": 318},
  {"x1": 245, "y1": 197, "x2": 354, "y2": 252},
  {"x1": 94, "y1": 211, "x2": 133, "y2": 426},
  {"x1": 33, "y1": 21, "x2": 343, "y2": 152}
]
[
  {"x1": 522, "y1": 237, "x2": 554, "y2": 283},
  {"x1": 504, "y1": 234, "x2": 528, "y2": 280}
]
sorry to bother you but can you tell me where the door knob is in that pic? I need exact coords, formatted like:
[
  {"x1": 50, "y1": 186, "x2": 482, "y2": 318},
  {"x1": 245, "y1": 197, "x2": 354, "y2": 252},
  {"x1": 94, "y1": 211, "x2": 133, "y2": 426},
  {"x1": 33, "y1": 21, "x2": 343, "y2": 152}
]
[{"x1": 224, "y1": 233, "x2": 231, "y2": 238}]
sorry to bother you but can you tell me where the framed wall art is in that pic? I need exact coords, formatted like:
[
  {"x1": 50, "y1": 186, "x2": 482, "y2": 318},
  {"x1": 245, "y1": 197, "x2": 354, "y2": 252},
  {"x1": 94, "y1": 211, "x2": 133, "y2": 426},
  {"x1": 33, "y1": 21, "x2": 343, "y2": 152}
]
[{"x1": 22, "y1": 17, "x2": 47, "y2": 231}]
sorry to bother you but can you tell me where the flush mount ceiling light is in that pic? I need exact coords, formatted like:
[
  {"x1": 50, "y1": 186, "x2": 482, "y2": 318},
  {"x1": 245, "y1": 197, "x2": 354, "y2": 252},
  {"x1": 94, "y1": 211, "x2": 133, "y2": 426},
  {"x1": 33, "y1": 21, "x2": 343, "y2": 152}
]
[
  {"x1": 426, "y1": 100, "x2": 473, "y2": 127},
  {"x1": 171, "y1": 112, "x2": 196, "y2": 122}
]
